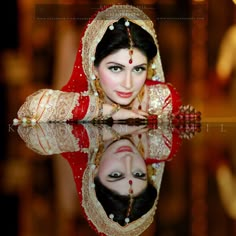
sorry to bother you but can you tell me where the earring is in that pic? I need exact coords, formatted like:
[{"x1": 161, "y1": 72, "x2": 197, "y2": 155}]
[
  {"x1": 150, "y1": 63, "x2": 161, "y2": 81},
  {"x1": 137, "y1": 86, "x2": 145, "y2": 110},
  {"x1": 94, "y1": 75, "x2": 105, "y2": 100},
  {"x1": 137, "y1": 138, "x2": 145, "y2": 157},
  {"x1": 90, "y1": 73, "x2": 99, "y2": 96},
  {"x1": 93, "y1": 143, "x2": 104, "y2": 168}
]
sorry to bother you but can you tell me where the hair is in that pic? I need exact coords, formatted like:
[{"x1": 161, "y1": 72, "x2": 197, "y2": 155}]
[
  {"x1": 94, "y1": 176, "x2": 157, "y2": 226},
  {"x1": 94, "y1": 18, "x2": 157, "y2": 66}
]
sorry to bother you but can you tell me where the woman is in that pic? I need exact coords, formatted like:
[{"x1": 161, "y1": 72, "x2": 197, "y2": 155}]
[{"x1": 13, "y1": 5, "x2": 199, "y2": 124}]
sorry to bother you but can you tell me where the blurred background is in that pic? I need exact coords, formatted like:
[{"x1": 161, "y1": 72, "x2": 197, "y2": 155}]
[{"x1": 1, "y1": 0, "x2": 236, "y2": 235}]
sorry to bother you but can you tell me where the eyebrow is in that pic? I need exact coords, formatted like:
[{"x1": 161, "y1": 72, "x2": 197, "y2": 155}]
[
  {"x1": 106, "y1": 62, "x2": 147, "y2": 67},
  {"x1": 106, "y1": 176, "x2": 147, "y2": 183}
]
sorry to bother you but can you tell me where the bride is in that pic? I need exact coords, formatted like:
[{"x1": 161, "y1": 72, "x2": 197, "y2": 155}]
[{"x1": 14, "y1": 5, "x2": 199, "y2": 123}]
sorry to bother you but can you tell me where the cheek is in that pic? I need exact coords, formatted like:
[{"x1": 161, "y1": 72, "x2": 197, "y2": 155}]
[
  {"x1": 99, "y1": 70, "x2": 117, "y2": 88},
  {"x1": 134, "y1": 74, "x2": 146, "y2": 89},
  {"x1": 99, "y1": 152, "x2": 116, "y2": 171},
  {"x1": 99, "y1": 158, "x2": 112, "y2": 171},
  {"x1": 98, "y1": 158, "x2": 121, "y2": 177},
  {"x1": 134, "y1": 157, "x2": 146, "y2": 170}
]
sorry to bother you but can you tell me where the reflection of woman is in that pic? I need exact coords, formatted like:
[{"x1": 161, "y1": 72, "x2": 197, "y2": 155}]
[
  {"x1": 14, "y1": 5, "x2": 199, "y2": 124},
  {"x1": 61, "y1": 124, "x2": 167, "y2": 236},
  {"x1": 17, "y1": 122, "x2": 185, "y2": 235},
  {"x1": 94, "y1": 137, "x2": 157, "y2": 226}
]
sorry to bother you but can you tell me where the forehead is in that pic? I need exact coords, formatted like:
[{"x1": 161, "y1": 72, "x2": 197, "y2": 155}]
[{"x1": 101, "y1": 48, "x2": 147, "y2": 65}]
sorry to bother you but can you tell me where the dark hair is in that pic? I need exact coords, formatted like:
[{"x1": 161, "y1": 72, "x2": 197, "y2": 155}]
[
  {"x1": 94, "y1": 18, "x2": 157, "y2": 66},
  {"x1": 94, "y1": 176, "x2": 157, "y2": 226}
]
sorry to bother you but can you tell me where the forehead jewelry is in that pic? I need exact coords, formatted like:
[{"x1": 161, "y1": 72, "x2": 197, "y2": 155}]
[
  {"x1": 108, "y1": 180, "x2": 134, "y2": 224},
  {"x1": 125, "y1": 20, "x2": 134, "y2": 64},
  {"x1": 125, "y1": 180, "x2": 134, "y2": 224}
]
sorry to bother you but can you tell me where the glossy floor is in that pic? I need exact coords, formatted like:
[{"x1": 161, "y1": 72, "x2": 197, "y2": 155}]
[{"x1": 1, "y1": 120, "x2": 236, "y2": 236}]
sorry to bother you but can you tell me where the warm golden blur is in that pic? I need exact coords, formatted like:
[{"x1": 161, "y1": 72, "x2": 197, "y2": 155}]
[{"x1": 1, "y1": 0, "x2": 236, "y2": 235}]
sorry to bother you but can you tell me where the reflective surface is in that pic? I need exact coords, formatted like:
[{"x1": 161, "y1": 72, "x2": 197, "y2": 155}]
[
  {"x1": 1, "y1": 1, "x2": 236, "y2": 235},
  {"x1": 2, "y1": 121, "x2": 236, "y2": 235}
]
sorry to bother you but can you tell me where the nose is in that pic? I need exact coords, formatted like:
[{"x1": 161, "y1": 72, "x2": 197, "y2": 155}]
[
  {"x1": 124, "y1": 155, "x2": 135, "y2": 194},
  {"x1": 121, "y1": 71, "x2": 132, "y2": 89},
  {"x1": 124, "y1": 155, "x2": 132, "y2": 174}
]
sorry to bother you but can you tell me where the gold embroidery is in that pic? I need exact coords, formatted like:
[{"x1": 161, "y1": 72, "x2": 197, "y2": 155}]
[
  {"x1": 17, "y1": 89, "x2": 80, "y2": 122},
  {"x1": 148, "y1": 84, "x2": 173, "y2": 116},
  {"x1": 17, "y1": 123, "x2": 79, "y2": 155},
  {"x1": 83, "y1": 95, "x2": 100, "y2": 120},
  {"x1": 148, "y1": 129, "x2": 172, "y2": 159}
]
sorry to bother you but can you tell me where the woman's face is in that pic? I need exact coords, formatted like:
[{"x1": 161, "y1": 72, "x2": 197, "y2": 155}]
[
  {"x1": 97, "y1": 139, "x2": 147, "y2": 196},
  {"x1": 94, "y1": 48, "x2": 148, "y2": 106}
]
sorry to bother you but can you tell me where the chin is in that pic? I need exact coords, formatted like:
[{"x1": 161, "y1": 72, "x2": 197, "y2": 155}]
[
  {"x1": 116, "y1": 99, "x2": 133, "y2": 106},
  {"x1": 108, "y1": 94, "x2": 135, "y2": 106}
]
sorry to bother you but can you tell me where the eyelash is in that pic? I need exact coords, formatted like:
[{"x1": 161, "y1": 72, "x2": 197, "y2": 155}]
[
  {"x1": 134, "y1": 67, "x2": 146, "y2": 73},
  {"x1": 108, "y1": 171, "x2": 146, "y2": 178},
  {"x1": 133, "y1": 171, "x2": 146, "y2": 178},
  {"x1": 108, "y1": 172, "x2": 123, "y2": 178},
  {"x1": 108, "y1": 66, "x2": 146, "y2": 73},
  {"x1": 108, "y1": 66, "x2": 122, "y2": 73}
]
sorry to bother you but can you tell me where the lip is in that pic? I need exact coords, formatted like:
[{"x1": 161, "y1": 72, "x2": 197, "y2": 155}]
[
  {"x1": 115, "y1": 146, "x2": 133, "y2": 153},
  {"x1": 116, "y1": 91, "x2": 133, "y2": 98}
]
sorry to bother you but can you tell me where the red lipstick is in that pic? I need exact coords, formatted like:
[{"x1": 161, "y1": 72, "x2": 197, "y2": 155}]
[
  {"x1": 115, "y1": 146, "x2": 133, "y2": 153},
  {"x1": 116, "y1": 91, "x2": 133, "y2": 98}
]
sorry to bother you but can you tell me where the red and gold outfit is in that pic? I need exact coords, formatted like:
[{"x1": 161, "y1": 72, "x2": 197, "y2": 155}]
[{"x1": 15, "y1": 5, "x2": 183, "y2": 123}]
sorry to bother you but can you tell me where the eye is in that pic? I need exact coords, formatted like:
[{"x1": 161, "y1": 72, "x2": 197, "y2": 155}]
[
  {"x1": 108, "y1": 66, "x2": 122, "y2": 73},
  {"x1": 133, "y1": 66, "x2": 146, "y2": 74},
  {"x1": 108, "y1": 171, "x2": 123, "y2": 178},
  {"x1": 133, "y1": 170, "x2": 146, "y2": 178}
]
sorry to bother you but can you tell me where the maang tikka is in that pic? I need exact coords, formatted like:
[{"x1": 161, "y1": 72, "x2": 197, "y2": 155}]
[
  {"x1": 125, "y1": 180, "x2": 134, "y2": 224},
  {"x1": 108, "y1": 179, "x2": 134, "y2": 225},
  {"x1": 125, "y1": 20, "x2": 134, "y2": 64}
]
